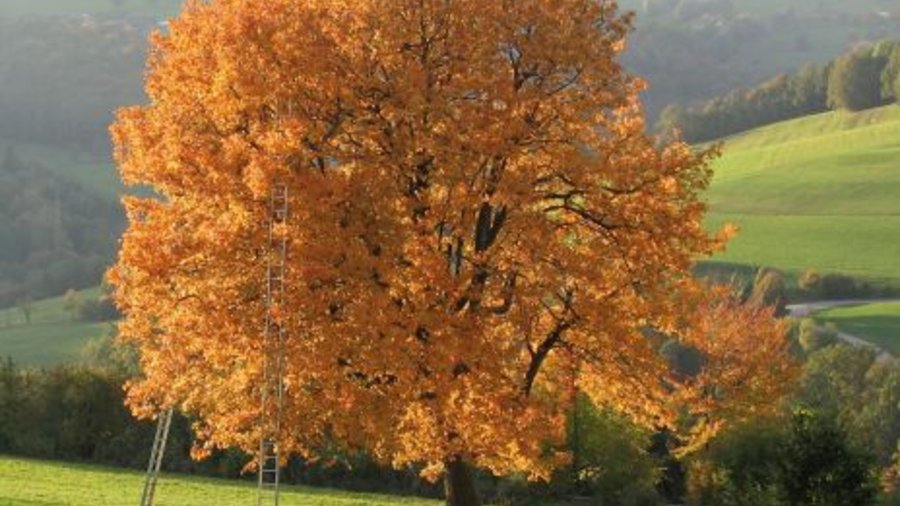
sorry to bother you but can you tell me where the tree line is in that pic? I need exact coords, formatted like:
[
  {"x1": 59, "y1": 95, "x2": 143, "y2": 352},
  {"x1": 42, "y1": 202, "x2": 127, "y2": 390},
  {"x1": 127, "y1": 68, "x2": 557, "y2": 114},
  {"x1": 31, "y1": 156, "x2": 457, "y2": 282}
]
[
  {"x1": 657, "y1": 39, "x2": 900, "y2": 143},
  {"x1": 1, "y1": 307, "x2": 897, "y2": 505}
]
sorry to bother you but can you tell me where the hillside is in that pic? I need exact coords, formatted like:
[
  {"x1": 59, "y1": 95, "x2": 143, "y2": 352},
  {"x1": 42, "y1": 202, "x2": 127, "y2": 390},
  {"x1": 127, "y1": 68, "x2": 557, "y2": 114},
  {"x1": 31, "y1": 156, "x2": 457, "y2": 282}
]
[
  {"x1": 706, "y1": 105, "x2": 900, "y2": 280},
  {"x1": 2, "y1": 139, "x2": 121, "y2": 201},
  {"x1": 0, "y1": 456, "x2": 438, "y2": 506},
  {"x1": 0, "y1": 287, "x2": 112, "y2": 365}
]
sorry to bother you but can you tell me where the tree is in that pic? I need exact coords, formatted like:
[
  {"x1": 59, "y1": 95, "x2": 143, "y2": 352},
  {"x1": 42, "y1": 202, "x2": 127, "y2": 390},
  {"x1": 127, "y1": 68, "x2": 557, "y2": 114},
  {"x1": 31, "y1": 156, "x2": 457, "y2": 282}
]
[
  {"x1": 63, "y1": 289, "x2": 82, "y2": 321},
  {"x1": 109, "y1": 1, "x2": 796, "y2": 504},
  {"x1": 687, "y1": 411, "x2": 878, "y2": 506},
  {"x1": 881, "y1": 46, "x2": 900, "y2": 102},
  {"x1": 828, "y1": 48, "x2": 888, "y2": 111},
  {"x1": 17, "y1": 297, "x2": 32, "y2": 325},
  {"x1": 748, "y1": 267, "x2": 787, "y2": 317},
  {"x1": 796, "y1": 319, "x2": 836, "y2": 355},
  {"x1": 790, "y1": 64, "x2": 828, "y2": 114},
  {"x1": 686, "y1": 417, "x2": 785, "y2": 506},
  {"x1": 797, "y1": 344, "x2": 900, "y2": 465},
  {"x1": 779, "y1": 410, "x2": 877, "y2": 506},
  {"x1": 563, "y1": 396, "x2": 662, "y2": 504}
]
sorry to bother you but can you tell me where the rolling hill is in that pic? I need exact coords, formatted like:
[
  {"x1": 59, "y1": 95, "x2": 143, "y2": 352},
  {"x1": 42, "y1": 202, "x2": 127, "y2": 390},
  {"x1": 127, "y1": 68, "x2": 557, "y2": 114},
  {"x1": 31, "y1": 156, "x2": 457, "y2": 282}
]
[
  {"x1": 706, "y1": 104, "x2": 900, "y2": 281},
  {"x1": 7, "y1": 106, "x2": 900, "y2": 366}
]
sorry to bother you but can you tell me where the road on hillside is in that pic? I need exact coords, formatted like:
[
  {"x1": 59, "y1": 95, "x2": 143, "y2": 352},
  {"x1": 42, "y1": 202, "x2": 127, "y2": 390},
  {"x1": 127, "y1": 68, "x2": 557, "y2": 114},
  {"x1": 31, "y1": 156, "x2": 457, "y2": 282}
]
[{"x1": 786, "y1": 299, "x2": 900, "y2": 362}]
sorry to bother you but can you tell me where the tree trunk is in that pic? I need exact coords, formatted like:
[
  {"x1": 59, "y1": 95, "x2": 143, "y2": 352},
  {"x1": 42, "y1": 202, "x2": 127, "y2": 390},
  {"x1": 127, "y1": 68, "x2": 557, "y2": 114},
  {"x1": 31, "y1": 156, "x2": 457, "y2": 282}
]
[{"x1": 444, "y1": 456, "x2": 482, "y2": 506}]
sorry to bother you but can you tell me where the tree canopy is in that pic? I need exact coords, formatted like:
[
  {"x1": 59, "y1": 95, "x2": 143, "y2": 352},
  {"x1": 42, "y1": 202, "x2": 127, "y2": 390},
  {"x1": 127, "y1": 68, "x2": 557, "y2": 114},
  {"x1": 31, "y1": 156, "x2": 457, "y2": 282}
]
[{"x1": 109, "y1": 1, "x2": 795, "y2": 503}]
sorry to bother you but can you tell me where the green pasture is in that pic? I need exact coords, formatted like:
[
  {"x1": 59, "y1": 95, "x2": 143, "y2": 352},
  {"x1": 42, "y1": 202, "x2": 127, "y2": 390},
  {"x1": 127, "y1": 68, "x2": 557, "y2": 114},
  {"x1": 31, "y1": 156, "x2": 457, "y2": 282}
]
[
  {"x1": 814, "y1": 302, "x2": 900, "y2": 355},
  {"x1": 0, "y1": 0, "x2": 184, "y2": 17},
  {"x1": 0, "y1": 455, "x2": 439, "y2": 506},
  {"x1": 0, "y1": 287, "x2": 113, "y2": 366},
  {"x1": 706, "y1": 105, "x2": 900, "y2": 282}
]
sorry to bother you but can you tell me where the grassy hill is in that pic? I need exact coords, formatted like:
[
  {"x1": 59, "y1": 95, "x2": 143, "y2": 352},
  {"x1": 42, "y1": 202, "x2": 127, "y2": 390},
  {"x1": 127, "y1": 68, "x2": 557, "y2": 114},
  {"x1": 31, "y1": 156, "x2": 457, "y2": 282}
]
[
  {"x1": 0, "y1": 455, "x2": 438, "y2": 506},
  {"x1": 706, "y1": 105, "x2": 900, "y2": 281},
  {"x1": 0, "y1": 288, "x2": 113, "y2": 366}
]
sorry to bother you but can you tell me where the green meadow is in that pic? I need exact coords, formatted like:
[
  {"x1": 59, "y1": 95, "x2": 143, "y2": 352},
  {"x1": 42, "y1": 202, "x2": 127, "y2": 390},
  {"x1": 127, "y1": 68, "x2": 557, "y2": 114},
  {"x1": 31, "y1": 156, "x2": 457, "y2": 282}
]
[
  {"x1": 0, "y1": 456, "x2": 439, "y2": 506},
  {"x1": 0, "y1": 288, "x2": 112, "y2": 366},
  {"x1": 706, "y1": 105, "x2": 900, "y2": 281},
  {"x1": 814, "y1": 302, "x2": 900, "y2": 355}
]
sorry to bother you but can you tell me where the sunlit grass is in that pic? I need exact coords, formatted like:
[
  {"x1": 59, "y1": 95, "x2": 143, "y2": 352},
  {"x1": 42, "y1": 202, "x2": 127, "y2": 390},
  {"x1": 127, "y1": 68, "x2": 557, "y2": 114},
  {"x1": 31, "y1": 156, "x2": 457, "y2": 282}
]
[
  {"x1": 814, "y1": 302, "x2": 900, "y2": 355},
  {"x1": 706, "y1": 105, "x2": 900, "y2": 281},
  {"x1": 0, "y1": 456, "x2": 440, "y2": 506}
]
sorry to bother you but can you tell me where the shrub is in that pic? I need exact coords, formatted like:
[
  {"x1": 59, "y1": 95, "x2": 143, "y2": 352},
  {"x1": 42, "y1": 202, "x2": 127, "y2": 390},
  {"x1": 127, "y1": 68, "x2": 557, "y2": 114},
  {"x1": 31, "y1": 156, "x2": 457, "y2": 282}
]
[
  {"x1": 748, "y1": 267, "x2": 787, "y2": 317},
  {"x1": 797, "y1": 319, "x2": 837, "y2": 355},
  {"x1": 76, "y1": 297, "x2": 119, "y2": 322}
]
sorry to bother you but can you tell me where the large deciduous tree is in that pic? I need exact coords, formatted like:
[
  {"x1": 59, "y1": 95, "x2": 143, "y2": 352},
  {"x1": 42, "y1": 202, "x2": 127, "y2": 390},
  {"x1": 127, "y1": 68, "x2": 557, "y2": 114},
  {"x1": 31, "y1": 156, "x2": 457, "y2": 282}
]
[{"x1": 109, "y1": 1, "x2": 795, "y2": 504}]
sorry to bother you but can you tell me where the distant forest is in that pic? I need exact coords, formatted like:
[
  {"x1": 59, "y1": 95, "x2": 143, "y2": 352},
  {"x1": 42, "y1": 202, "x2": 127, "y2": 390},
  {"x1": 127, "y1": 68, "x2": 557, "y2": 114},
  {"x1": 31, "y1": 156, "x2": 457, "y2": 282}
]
[
  {"x1": 0, "y1": 16, "x2": 148, "y2": 155},
  {"x1": 658, "y1": 40, "x2": 900, "y2": 143},
  {"x1": 0, "y1": 148, "x2": 123, "y2": 308}
]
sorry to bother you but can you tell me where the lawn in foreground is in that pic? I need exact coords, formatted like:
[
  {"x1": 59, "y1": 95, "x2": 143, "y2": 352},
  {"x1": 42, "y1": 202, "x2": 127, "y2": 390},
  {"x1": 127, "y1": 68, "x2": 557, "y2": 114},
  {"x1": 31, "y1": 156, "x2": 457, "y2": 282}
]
[
  {"x1": 0, "y1": 287, "x2": 112, "y2": 366},
  {"x1": 0, "y1": 456, "x2": 440, "y2": 506},
  {"x1": 706, "y1": 105, "x2": 900, "y2": 282},
  {"x1": 814, "y1": 302, "x2": 900, "y2": 355}
]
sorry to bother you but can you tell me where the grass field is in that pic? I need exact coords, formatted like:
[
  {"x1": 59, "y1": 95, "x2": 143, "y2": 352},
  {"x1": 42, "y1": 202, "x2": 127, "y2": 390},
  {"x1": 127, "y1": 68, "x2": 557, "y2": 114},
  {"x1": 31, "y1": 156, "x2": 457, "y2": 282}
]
[
  {"x1": 814, "y1": 302, "x2": 900, "y2": 355},
  {"x1": 0, "y1": 456, "x2": 439, "y2": 506},
  {"x1": 706, "y1": 105, "x2": 900, "y2": 281},
  {"x1": 0, "y1": 288, "x2": 113, "y2": 366}
]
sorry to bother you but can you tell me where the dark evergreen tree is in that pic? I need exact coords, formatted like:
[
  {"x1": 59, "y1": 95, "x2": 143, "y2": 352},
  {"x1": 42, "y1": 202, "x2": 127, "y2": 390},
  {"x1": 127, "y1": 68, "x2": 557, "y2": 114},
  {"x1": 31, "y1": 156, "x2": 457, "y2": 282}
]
[{"x1": 780, "y1": 411, "x2": 877, "y2": 506}]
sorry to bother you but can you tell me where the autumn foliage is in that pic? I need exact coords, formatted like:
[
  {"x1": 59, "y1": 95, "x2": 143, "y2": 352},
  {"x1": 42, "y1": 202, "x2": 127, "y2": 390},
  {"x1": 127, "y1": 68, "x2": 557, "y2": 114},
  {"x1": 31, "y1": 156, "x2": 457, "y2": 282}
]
[{"x1": 108, "y1": 0, "x2": 796, "y2": 496}]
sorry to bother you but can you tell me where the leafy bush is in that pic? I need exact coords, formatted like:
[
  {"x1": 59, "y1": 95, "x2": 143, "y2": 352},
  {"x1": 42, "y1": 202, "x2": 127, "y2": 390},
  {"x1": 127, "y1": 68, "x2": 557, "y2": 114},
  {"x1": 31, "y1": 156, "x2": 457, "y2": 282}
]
[
  {"x1": 748, "y1": 267, "x2": 787, "y2": 317},
  {"x1": 686, "y1": 412, "x2": 878, "y2": 506},
  {"x1": 798, "y1": 270, "x2": 896, "y2": 300},
  {"x1": 780, "y1": 411, "x2": 877, "y2": 505},
  {"x1": 75, "y1": 297, "x2": 120, "y2": 322},
  {"x1": 797, "y1": 319, "x2": 837, "y2": 355}
]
